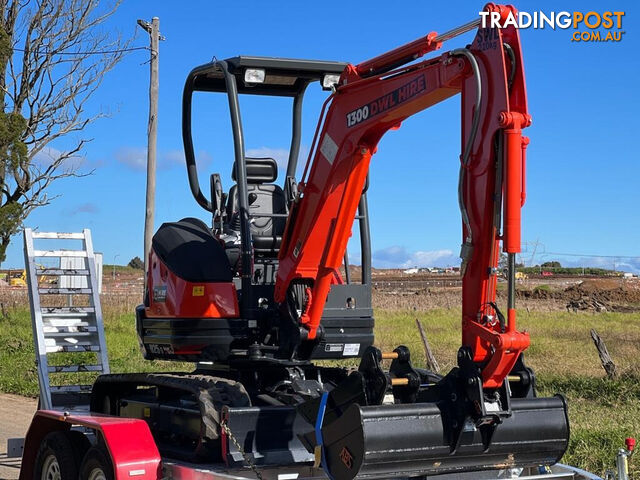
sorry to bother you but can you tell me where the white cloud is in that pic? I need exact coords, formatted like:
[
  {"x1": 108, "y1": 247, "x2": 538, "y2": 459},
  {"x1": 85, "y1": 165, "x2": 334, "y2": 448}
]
[
  {"x1": 195, "y1": 150, "x2": 213, "y2": 169},
  {"x1": 542, "y1": 255, "x2": 640, "y2": 275},
  {"x1": 33, "y1": 146, "x2": 84, "y2": 170},
  {"x1": 161, "y1": 149, "x2": 185, "y2": 168},
  {"x1": 116, "y1": 147, "x2": 213, "y2": 171},
  {"x1": 116, "y1": 147, "x2": 146, "y2": 170},
  {"x1": 245, "y1": 145, "x2": 310, "y2": 176},
  {"x1": 372, "y1": 245, "x2": 459, "y2": 269},
  {"x1": 245, "y1": 147, "x2": 290, "y2": 171},
  {"x1": 70, "y1": 202, "x2": 99, "y2": 215}
]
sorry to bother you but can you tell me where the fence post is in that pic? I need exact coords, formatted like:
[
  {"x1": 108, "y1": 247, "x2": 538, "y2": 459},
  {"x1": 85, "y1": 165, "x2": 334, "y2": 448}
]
[
  {"x1": 415, "y1": 318, "x2": 440, "y2": 373},
  {"x1": 590, "y1": 328, "x2": 617, "y2": 379}
]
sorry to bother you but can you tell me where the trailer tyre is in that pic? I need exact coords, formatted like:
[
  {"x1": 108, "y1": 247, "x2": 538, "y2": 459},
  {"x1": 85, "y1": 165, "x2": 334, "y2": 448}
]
[
  {"x1": 79, "y1": 447, "x2": 114, "y2": 480},
  {"x1": 33, "y1": 431, "x2": 79, "y2": 480}
]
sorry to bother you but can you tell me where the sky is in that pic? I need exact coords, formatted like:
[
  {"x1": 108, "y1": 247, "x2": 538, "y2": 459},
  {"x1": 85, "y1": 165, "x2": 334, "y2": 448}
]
[{"x1": 5, "y1": 1, "x2": 640, "y2": 273}]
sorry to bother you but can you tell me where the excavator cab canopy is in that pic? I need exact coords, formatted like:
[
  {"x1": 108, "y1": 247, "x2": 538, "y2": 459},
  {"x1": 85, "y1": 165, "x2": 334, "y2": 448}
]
[
  {"x1": 188, "y1": 56, "x2": 348, "y2": 96},
  {"x1": 182, "y1": 55, "x2": 351, "y2": 215}
]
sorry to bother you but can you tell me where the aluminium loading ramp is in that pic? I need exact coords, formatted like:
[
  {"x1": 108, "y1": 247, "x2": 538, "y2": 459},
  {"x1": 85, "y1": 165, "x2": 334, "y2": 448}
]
[{"x1": 23, "y1": 228, "x2": 109, "y2": 411}]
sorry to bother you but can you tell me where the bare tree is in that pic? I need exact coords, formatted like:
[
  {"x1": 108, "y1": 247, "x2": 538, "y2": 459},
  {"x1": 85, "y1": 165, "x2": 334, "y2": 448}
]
[{"x1": 0, "y1": 0, "x2": 132, "y2": 262}]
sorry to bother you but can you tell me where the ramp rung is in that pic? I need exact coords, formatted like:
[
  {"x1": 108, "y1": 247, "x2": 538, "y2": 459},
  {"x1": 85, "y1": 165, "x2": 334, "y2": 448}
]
[
  {"x1": 36, "y1": 268, "x2": 89, "y2": 276},
  {"x1": 39, "y1": 287, "x2": 92, "y2": 295},
  {"x1": 51, "y1": 393, "x2": 91, "y2": 409},
  {"x1": 41, "y1": 307, "x2": 95, "y2": 315},
  {"x1": 42, "y1": 316, "x2": 93, "y2": 324},
  {"x1": 43, "y1": 316, "x2": 91, "y2": 323},
  {"x1": 44, "y1": 322, "x2": 93, "y2": 330},
  {"x1": 48, "y1": 365, "x2": 103, "y2": 373},
  {"x1": 45, "y1": 337, "x2": 96, "y2": 346},
  {"x1": 31, "y1": 232, "x2": 85, "y2": 239},
  {"x1": 44, "y1": 329, "x2": 96, "y2": 336},
  {"x1": 46, "y1": 345, "x2": 100, "y2": 353},
  {"x1": 43, "y1": 322, "x2": 93, "y2": 331},
  {"x1": 33, "y1": 250, "x2": 88, "y2": 258},
  {"x1": 50, "y1": 384, "x2": 93, "y2": 393}
]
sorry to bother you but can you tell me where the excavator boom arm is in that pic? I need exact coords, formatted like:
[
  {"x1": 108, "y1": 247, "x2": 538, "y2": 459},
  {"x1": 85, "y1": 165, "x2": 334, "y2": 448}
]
[{"x1": 275, "y1": 4, "x2": 530, "y2": 388}]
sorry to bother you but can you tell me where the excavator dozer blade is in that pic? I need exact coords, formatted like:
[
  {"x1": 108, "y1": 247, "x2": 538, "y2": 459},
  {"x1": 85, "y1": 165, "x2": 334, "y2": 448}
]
[{"x1": 318, "y1": 395, "x2": 569, "y2": 480}]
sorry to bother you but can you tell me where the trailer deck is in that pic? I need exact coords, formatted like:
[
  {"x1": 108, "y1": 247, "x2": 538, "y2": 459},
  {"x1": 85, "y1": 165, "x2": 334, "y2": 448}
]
[
  {"x1": 161, "y1": 461, "x2": 602, "y2": 480},
  {"x1": 18, "y1": 407, "x2": 602, "y2": 480}
]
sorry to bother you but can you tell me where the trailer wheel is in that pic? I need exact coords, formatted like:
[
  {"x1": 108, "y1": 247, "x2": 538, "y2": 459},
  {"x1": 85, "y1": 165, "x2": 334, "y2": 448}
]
[
  {"x1": 33, "y1": 431, "x2": 79, "y2": 480},
  {"x1": 79, "y1": 447, "x2": 114, "y2": 480}
]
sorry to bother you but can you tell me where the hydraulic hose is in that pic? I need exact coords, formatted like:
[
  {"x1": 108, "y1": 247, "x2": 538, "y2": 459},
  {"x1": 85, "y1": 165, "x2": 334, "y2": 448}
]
[
  {"x1": 451, "y1": 48, "x2": 482, "y2": 270},
  {"x1": 503, "y1": 43, "x2": 516, "y2": 90},
  {"x1": 502, "y1": 42, "x2": 516, "y2": 91}
]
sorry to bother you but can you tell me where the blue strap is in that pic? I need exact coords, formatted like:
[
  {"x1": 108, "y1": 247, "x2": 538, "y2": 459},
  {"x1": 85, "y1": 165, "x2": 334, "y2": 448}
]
[{"x1": 315, "y1": 392, "x2": 335, "y2": 480}]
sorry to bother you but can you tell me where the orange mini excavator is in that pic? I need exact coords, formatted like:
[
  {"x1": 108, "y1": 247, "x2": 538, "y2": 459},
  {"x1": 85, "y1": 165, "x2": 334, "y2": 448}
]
[{"x1": 87, "y1": 4, "x2": 569, "y2": 479}]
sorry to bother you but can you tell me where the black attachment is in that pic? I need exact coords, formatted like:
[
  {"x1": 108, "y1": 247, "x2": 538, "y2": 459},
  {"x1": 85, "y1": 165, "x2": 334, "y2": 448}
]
[
  {"x1": 388, "y1": 346, "x2": 421, "y2": 403},
  {"x1": 418, "y1": 347, "x2": 512, "y2": 452},
  {"x1": 223, "y1": 405, "x2": 315, "y2": 466},
  {"x1": 508, "y1": 353, "x2": 536, "y2": 399},
  {"x1": 357, "y1": 346, "x2": 388, "y2": 405},
  {"x1": 318, "y1": 396, "x2": 569, "y2": 480},
  {"x1": 294, "y1": 345, "x2": 569, "y2": 480}
]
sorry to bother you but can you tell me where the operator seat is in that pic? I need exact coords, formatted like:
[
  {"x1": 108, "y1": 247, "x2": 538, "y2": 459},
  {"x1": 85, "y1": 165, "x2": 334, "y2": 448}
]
[{"x1": 226, "y1": 157, "x2": 287, "y2": 256}]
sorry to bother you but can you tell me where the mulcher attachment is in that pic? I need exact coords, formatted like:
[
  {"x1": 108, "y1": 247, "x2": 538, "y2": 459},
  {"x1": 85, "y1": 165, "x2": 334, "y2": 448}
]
[{"x1": 299, "y1": 346, "x2": 570, "y2": 480}]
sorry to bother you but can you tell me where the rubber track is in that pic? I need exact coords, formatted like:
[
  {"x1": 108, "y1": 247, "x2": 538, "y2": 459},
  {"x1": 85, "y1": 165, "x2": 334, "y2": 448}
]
[{"x1": 91, "y1": 372, "x2": 250, "y2": 442}]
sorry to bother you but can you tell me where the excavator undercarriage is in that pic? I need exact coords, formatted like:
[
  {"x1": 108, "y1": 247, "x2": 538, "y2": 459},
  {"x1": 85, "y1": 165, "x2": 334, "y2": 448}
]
[
  {"x1": 90, "y1": 4, "x2": 571, "y2": 479},
  {"x1": 91, "y1": 343, "x2": 569, "y2": 479}
]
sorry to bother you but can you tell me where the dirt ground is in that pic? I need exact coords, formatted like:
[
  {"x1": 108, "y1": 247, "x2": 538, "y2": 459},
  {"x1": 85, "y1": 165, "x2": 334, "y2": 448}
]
[
  {"x1": 372, "y1": 275, "x2": 640, "y2": 312},
  {"x1": 0, "y1": 394, "x2": 36, "y2": 480}
]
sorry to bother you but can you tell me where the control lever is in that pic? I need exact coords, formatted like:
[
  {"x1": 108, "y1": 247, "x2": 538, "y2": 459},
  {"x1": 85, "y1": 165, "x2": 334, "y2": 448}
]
[
  {"x1": 285, "y1": 175, "x2": 298, "y2": 209},
  {"x1": 210, "y1": 173, "x2": 224, "y2": 232}
]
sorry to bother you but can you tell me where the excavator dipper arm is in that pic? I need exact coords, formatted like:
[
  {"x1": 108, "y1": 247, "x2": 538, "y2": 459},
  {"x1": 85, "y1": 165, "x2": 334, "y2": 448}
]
[{"x1": 275, "y1": 3, "x2": 530, "y2": 389}]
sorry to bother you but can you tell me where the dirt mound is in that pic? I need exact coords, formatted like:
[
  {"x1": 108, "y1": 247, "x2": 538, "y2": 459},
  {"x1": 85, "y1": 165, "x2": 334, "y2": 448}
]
[
  {"x1": 516, "y1": 279, "x2": 640, "y2": 312},
  {"x1": 564, "y1": 280, "x2": 640, "y2": 312}
]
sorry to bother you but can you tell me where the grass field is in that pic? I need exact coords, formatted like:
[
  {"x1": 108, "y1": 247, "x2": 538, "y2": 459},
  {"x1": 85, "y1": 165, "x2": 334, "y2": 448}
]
[{"x1": 0, "y1": 295, "x2": 638, "y2": 477}]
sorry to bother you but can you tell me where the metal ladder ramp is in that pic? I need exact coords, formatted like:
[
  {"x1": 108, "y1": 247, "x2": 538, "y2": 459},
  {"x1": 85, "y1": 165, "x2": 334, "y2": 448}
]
[{"x1": 23, "y1": 228, "x2": 109, "y2": 411}]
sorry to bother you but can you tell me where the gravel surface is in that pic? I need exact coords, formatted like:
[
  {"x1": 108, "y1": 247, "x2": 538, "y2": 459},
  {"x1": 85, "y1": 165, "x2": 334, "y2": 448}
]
[{"x1": 0, "y1": 394, "x2": 36, "y2": 480}]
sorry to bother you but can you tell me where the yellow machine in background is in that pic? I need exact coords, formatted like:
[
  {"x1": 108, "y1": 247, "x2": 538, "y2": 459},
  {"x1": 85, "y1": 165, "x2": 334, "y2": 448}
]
[
  {"x1": 2, "y1": 266, "x2": 57, "y2": 287},
  {"x1": 7, "y1": 269, "x2": 26, "y2": 287}
]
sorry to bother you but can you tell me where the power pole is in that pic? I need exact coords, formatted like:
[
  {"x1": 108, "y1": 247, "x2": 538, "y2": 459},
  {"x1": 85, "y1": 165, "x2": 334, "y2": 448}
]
[{"x1": 137, "y1": 17, "x2": 162, "y2": 287}]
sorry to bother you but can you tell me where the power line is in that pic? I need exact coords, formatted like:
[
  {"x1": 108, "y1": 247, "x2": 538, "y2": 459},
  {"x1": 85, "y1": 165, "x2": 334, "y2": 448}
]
[
  {"x1": 12, "y1": 45, "x2": 151, "y2": 55},
  {"x1": 541, "y1": 251, "x2": 640, "y2": 260}
]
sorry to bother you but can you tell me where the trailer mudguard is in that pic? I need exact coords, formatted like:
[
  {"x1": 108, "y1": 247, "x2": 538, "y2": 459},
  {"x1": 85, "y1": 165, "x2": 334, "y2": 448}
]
[{"x1": 19, "y1": 410, "x2": 161, "y2": 480}]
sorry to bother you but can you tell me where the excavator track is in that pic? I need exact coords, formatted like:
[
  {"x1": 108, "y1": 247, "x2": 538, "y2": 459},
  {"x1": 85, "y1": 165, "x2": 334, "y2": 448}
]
[{"x1": 91, "y1": 372, "x2": 250, "y2": 462}]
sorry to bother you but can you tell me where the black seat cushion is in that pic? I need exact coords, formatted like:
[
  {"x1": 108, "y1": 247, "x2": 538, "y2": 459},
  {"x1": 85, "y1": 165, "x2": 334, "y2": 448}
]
[
  {"x1": 232, "y1": 157, "x2": 278, "y2": 183},
  {"x1": 226, "y1": 184, "x2": 286, "y2": 254},
  {"x1": 225, "y1": 158, "x2": 287, "y2": 256},
  {"x1": 152, "y1": 218, "x2": 232, "y2": 282}
]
